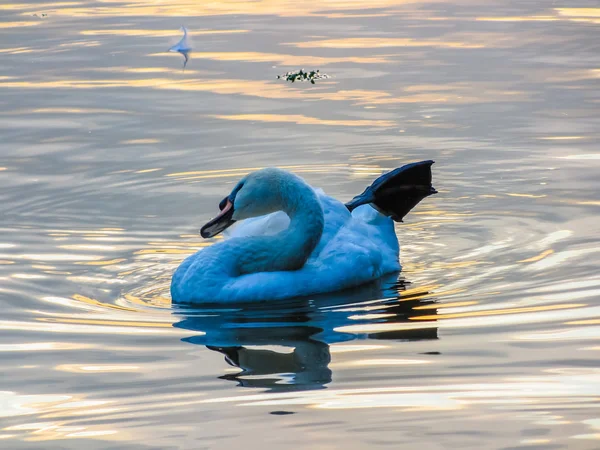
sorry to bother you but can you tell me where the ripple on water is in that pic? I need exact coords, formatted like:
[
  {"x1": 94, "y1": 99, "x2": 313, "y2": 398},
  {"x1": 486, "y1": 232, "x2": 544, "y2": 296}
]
[{"x1": 1, "y1": 0, "x2": 599, "y2": 447}]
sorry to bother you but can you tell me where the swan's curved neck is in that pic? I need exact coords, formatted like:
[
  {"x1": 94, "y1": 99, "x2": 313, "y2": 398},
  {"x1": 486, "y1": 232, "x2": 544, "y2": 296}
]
[{"x1": 233, "y1": 178, "x2": 324, "y2": 275}]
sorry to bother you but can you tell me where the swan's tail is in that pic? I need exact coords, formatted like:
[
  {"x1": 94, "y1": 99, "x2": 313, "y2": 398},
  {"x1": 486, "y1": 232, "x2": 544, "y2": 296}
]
[{"x1": 345, "y1": 160, "x2": 437, "y2": 222}]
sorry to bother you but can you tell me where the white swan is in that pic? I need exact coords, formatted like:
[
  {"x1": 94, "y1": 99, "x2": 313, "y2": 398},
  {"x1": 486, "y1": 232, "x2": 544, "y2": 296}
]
[{"x1": 171, "y1": 161, "x2": 436, "y2": 304}]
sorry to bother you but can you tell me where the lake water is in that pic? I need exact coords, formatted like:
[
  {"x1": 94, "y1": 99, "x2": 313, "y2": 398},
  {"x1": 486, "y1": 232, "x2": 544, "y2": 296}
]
[{"x1": 1, "y1": 1, "x2": 599, "y2": 448}]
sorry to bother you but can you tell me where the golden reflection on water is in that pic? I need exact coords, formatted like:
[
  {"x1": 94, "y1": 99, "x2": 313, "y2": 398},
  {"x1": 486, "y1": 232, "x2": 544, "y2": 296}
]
[
  {"x1": 47, "y1": 229, "x2": 124, "y2": 235},
  {"x1": 4, "y1": 409, "x2": 119, "y2": 442},
  {"x1": 200, "y1": 369, "x2": 600, "y2": 411},
  {"x1": 38, "y1": 317, "x2": 180, "y2": 329},
  {"x1": 518, "y1": 249, "x2": 554, "y2": 263},
  {"x1": 42, "y1": 294, "x2": 134, "y2": 312},
  {"x1": 7, "y1": 253, "x2": 103, "y2": 262},
  {"x1": 76, "y1": 258, "x2": 127, "y2": 266},
  {"x1": 34, "y1": 0, "x2": 442, "y2": 18},
  {"x1": 414, "y1": 300, "x2": 478, "y2": 310},
  {"x1": 0, "y1": 2, "x2": 81, "y2": 10},
  {"x1": 123, "y1": 292, "x2": 171, "y2": 308},
  {"x1": 522, "y1": 247, "x2": 600, "y2": 273},
  {"x1": 566, "y1": 319, "x2": 600, "y2": 326},
  {"x1": 335, "y1": 358, "x2": 431, "y2": 367},
  {"x1": 0, "y1": 391, "x2": 72, "y2": 419},
  {"x1": 477, "y1": 8, "x2": 600, "y2": 24},
  {"x1": 134, "y1": 247, "x2": 207, "y2": 255},
  {"x1": 0, "y1": 47, "x2": 38, "y2": 55},
  {"x1": 516, "y1": 326, "x2": 600, "y2": 342},
  {"x1": 55, "y1": 364, "x2": 140, "y2": 373},
  {"x1": 0, "y1": 316, "x2": 181, "y2": 334},
  {"x1": 80, "y1": 29, "x2": 249, "y2": 37},
  {"x1": 570, "y1": 200, "x2": 600, "y2": 206},
  {"x1": 0, "y1": 21, "x2": 42, "y2": 28},
  {"x1": 507, "y1": 193, "x2": 547, "y2": 199},
  {"x1": 538, "y1": 136, "x2": 585, "y2": 140},
  {"x1": 120, "y1": 138, "x2": 161, "y2": 145},
  {"x1": 27, "y1": 107, "x2": 131, "y2": 115},
  {"x1": 184, "y1": 51, "x2": 391, "y2": 65},
  {"x1": 0, "y1": 342, "x2": 94, "y2": 352},
  {"x1": 556, "y1": 8, "x2": 600, "y2": 17},
  {"x1": 290, "y1": 37, "x2": 484, "y2": 49},
  {"x1": 125, "y1": 67, "x2": 198, "y2": 74},
  {"x1": 411, "y1": 303, "x2": 586, "y2": 321},
  {"x1": 476, "y1": 16, "x2": 559, "y2": 22},
  {"x1": 166, "y1": 164, "x2": 383, "y2": 181},
  {"x1": 0, "y1": 78, "x2": 533, "y2": 107},
  {"x1": 134, "y1": 168, "x2": 162, "y2": 173},
  {"x1": 58, "y1": 244, "x2": 118, "y2": 251},
  {"x1": 212, "y1": 114, "x2": 395, "y2": 128},
  {"x1": 335, "y1": 303, "x2": 600, "y2": 334}
]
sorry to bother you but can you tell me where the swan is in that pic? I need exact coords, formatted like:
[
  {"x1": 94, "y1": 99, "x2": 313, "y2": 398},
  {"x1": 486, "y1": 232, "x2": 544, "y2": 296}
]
[{"x1": 171, "y1": 161, "x2": 436, "y2": 304}]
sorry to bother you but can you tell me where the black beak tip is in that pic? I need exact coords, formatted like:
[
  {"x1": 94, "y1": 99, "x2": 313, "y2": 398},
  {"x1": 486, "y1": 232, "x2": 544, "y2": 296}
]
[{"x1": 199, "y1": 203, "x2": 236, "y2": 239}]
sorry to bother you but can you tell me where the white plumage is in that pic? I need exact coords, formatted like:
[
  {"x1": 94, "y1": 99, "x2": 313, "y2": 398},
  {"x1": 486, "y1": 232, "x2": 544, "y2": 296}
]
[{"x1": 171, "y1": 164, "x2": 435, "y2": 304}]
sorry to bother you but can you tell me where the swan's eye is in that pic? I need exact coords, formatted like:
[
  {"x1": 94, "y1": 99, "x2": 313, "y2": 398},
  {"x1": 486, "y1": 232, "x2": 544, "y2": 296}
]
[
  {"x1": 219, "y1": 182, "x2": 245, "y2": 210},
  {"x1": 231, "y1": 182, "x2": 245, "y2": 197}
]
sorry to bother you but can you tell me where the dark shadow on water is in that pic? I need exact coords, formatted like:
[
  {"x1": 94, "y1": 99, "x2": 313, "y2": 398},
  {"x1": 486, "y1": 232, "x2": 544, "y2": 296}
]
[{"x1": 172, "y1": 273, "x2": 438, "y2": 392}]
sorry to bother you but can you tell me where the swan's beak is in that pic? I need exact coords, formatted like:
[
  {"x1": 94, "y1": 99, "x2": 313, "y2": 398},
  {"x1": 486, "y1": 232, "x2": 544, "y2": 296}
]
[{"x1": 200, "y1": 198, "x2": 236, "y2": 238}]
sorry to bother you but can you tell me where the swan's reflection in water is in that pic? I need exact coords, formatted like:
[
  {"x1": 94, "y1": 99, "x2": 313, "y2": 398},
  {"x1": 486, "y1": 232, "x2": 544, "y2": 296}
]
[{"x1": 173, "y1": 274, "x2": 438, "y2": 392}]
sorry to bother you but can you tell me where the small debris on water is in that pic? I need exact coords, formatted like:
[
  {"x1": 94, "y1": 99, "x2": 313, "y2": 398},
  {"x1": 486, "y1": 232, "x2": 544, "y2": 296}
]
[
  {"x1": 168, "y1": 26, "x2": 192, "y2": 70},
  {"x1": 277, "y1": 69, "x2": 330, "y2": 84}
]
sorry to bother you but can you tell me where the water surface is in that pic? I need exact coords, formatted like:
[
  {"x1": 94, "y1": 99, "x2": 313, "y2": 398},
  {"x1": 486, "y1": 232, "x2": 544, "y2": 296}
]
[{"x1": 1, "y1": 1, "x2": 599, "y2": 448}]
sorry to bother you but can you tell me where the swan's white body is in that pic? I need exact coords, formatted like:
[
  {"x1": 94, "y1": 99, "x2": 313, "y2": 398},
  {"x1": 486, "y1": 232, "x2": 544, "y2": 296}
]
[{"x1": 171, "y1": 169, "x2": 401, "y2": 304}]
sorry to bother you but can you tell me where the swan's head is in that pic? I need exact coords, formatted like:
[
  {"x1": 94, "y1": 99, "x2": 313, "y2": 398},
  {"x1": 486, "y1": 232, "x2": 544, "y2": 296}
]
[{"x1": 200, "y1": 168, "x2": 289, "y2": 238}]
